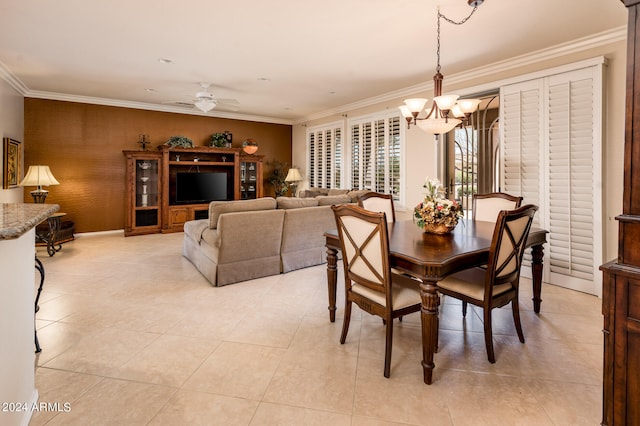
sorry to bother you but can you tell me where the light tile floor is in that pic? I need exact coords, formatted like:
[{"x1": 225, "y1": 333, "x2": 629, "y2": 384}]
[{"x1": 30, "y1": 232, "x2": 603, "y2": 425}]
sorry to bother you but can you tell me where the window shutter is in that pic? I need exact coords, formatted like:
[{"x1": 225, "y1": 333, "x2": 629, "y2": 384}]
[
  {"x1": 307, "y1": 123, "x2": 343, "y2": 190},
  {"x1": 500, "y1": 64, "x2": 603, "y2": 295},
  {"x1": 546, "y1": 70, "x2": 600, "y2": 287}
]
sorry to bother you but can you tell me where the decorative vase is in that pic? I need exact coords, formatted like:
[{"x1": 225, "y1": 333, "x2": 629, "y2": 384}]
[{"x1": 418, "y1": 221, "x2": 457, "y2": 234}]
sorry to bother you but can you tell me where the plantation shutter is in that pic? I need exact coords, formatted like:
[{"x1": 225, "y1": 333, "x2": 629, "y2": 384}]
[
  {"x1": 500, "y1": 64, "x2": 603, "y2": 295},
  {"x1": 546, "y1": 68, "x2": 602, "y2": 290},
  {"x1": 348, "y1": 113, "x2": 404, "y2": 204},
  {"x1": 307, "y1": 122, "x2": 343, "y2": 189},
  {"x1": 501, "y1": 80, "x2": 543, "y2": 227},
  {"x1": 388, "y1": 117, "x2": 401, "y2": 200}
]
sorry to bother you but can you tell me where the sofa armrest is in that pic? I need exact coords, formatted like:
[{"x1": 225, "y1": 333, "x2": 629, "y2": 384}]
[{"x1": 216, "y1": 209, "x2": 285, "y2": 262}]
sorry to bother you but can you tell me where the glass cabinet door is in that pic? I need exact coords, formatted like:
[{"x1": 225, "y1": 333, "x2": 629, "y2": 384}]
[
  {"x1": 240, "y1": 161, "x2": 258, "y2": 199},
  {"x1": 134, "y1": 158, "x2": 160, "y2": 227}
]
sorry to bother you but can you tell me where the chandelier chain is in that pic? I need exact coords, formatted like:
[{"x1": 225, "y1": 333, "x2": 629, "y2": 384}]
[{"x1": 436, "y1": 6, "x2": 479, "y2": 73}]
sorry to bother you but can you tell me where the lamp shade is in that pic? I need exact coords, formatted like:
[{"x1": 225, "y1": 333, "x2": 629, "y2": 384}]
[
  {"x1": 19, "y1": 165, "x2": 60, "y2": 188},
  {"x1": 285, "y1": 168, "x2": 302, "y2": 182},
  {"x1": 416, "y1": 118, "x2": 461, "y2": 135}
]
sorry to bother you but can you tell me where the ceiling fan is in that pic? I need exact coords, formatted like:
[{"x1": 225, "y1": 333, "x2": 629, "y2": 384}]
[{"x1": 163, "y1": 83, "x2": 239, "y2": 112}]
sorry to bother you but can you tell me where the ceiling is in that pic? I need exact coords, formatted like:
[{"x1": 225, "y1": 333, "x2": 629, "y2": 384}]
[{"x1": 0, "y1": 0, "x2": 628, "y2": 124}]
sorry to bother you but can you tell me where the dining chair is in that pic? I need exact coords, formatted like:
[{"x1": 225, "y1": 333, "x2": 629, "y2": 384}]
[
  {"x1": 473, "y1": 192, "x2": 523, "y2": 222},
  {"x1": 358, "y1": 192, "x2": 396, "y2": 223},
  {"x1": 331, "y1": 204, "x2": 421, "y2": 378},
  {"x1": 437, "y1": 204, "x2": 538, "y2": 363}
]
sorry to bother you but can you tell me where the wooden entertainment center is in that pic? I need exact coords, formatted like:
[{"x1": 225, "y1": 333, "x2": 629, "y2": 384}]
[{"x1": 123, "y1": 146, "x2": 263, "y2": 236}]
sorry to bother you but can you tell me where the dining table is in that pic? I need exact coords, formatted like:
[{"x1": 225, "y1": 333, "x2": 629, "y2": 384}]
[{"x1": 324, "y1": 218, "x2": 548, "y2": 385}]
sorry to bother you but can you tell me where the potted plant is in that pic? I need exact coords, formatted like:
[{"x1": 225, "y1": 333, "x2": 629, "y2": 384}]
[
  {"x1": 165, "y1": 135, "x2": 194, "y2": 148},
  {"x1": 267, "y1": 160, "x2": 289, "y2": 196},
  {"x1": 209, "y1": 132, "x2": 228, "y2": 148}
]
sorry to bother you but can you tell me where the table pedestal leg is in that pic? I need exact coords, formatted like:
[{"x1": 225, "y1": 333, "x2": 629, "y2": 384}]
[
  {"x1": 420, "y1": 279, "x2": 439, "y2": 385},
  {"x1": 326, "y1": 246, "x2": 338, "y2": 323},
  {"x1": 531, "y1": 244, "x2": 544, "y2": 314},
  {"x1": 46, "y1": 216, "x2": 62, "y2": 257}
]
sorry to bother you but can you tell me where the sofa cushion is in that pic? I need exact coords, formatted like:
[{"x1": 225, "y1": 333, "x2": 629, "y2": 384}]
[
  {"x1": 327, "y1": 188, "x2": 349, "y2": 196},
  {"x1": 347, "y1": 189, "x2": 371, "y2": 203},
  {"x1": 316, "y1": 194, "x2": 352, "y2": 206},
  {"x1": 276, "y1": 196, "x2": 319, "y2": 209},
  {"x1": 208, "y1": 197, "x2": 277, "y2": 229},
  {"x1": 183, "y1": 219, "x2": 209, "y2": 243}
]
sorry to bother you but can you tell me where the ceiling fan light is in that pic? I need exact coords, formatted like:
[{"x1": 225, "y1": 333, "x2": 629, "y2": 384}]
[
  {"x1": 194, "y1": 99, "x2": 216, "y2": 112},
  {"x1": 403, "y1": 98, "x2": 429, "y2": 113},
  {"x1": 458, "y1": 98, "x2": 481, "y2": 114},
  {"x1": 416, "y1": 117, "x2": 461, "y2": 135}
]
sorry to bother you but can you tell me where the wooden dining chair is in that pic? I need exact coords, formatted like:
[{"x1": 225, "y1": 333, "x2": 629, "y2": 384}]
[
  {"x1": 358, "y1": 192, "x2": 396, "y2": 223},
  {"x1": 437, "y1": 204, "x2": 538, "y2": 363},
  {"x1": 473, "y1": 192, "x2": 523, "y2": 222},
  {"x1": 331, "y1": 204, "x2": 421, "y2": 378}
]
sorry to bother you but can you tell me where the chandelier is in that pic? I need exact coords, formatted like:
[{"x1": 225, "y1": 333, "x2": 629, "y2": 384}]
[{"x1": 400, "y1": 0, "x2": 484, "y2": 134}]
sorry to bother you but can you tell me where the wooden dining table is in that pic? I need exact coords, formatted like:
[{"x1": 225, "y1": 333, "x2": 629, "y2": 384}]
[{"x1": 324, "y1": 219, "x2": 548, "y2": 385}]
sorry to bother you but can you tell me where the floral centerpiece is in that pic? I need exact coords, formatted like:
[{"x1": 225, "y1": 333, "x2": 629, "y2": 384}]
[{"x1": 414, "y1": 177, "x2": 464, "y2": 234}]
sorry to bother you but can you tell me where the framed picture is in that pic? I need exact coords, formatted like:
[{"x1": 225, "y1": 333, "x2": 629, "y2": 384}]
[{"x1": 3, "y1": 137, "x2": 21, "y2": 189}]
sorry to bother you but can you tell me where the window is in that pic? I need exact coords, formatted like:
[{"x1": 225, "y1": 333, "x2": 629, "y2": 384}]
[
  {"x1": 500, "y1": 64, "x2": 603, "y2": 296},
  {"x1": 307, "y1": 112, "x2": 404, "y2": 204},
  {"x1": 348, "y1": 112, "x2": 403, "y2": 202},
  {"x1": 307, "y1": 122, "x2": 343, "y2": 189}
]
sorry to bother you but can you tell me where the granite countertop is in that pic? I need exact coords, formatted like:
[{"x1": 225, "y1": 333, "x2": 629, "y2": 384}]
[{"x1": 0, "y1": 203, "x2": 60, "y2": 240}]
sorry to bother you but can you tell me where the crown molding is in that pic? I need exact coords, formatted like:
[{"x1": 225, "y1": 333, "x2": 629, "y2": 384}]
[
  {"x1": 296, "y1": 26, "x2": 628, "y2": 124},
  {"x1": 0, "y1": 60, "x2": 28, "y2": 95}
]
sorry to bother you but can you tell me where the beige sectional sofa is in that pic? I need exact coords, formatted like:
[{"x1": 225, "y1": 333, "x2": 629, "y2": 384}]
[{"x1": 183, "y1": 191, "x2": 369, "y2": 286}]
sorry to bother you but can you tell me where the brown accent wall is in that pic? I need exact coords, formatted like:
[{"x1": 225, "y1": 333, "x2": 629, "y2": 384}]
[{"x1": 24, "y1": 99, "x2": 291, "y2": 233}]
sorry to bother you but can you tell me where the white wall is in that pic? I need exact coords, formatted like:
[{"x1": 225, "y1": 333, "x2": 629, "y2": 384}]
[
  {"x1": 0, "y1": 77, "x2": 24, "y2": 203},
  {"x1": 292, "y1": 37, "x2": 627, "y2": 265},
  {"x1": 0, "y1": 229, "x2": 38, "y2": 426}
]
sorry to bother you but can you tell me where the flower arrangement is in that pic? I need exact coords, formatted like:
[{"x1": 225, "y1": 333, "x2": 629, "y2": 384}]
[{"x1": 414, "y1": 177, "x2": 464, "y2": 234}]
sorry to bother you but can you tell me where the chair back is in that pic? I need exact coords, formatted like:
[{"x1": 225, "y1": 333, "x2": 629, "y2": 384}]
[
  {"x1": 485, "y1": 204, "x2": 538, "y2": 290},
  {"x1": 473, "y1": 192, "x2": 523, "y2": 222},
  {"x1": 358, "y1": 192, "x2": 396, "y2": 223},
  {"x1": 332, "y1": 204, "x2": 391, "y2": 302}
]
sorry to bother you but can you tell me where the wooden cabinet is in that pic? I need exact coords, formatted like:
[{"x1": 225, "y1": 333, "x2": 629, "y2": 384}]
[
  {"x1": 602, "y1": 2, "x2": 640, "y2": 425},
  {"x1": 123, "y1": 151, "x2": 162, "y2": 236},
  {"x1": 601, "y1": 262, "x2": 640, "y2": 426},
  {"x1": 124, "y1": 146, "x2": 264, "y2": 235},
  {"x1": 240, "y1": 154, "x2": 264, "y2": 199},
  {"x1": 161, "y1": 146, "x2": 241, "y2": 232}
]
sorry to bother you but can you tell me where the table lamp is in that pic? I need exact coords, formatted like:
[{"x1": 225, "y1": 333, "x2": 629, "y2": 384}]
[
  {"x1": 285, "y1": 167, "x2": 302, "y2": 197},
  {"x1": 19, "y1": 165, "x2": 60, "y2": 203}
]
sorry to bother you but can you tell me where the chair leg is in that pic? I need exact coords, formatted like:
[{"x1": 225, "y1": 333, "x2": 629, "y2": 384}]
[
  {"x1": 384, "y1": 316, "x2": 393, "y2": 378},
  {"x1": 483, "y1": 308, "x2": 496, "y2": 363},
  {"x1": 340, "y1": 300, "x2": 352, "y2": 344},
  {"x1": 512, "y1": 298, "x2": 525, "y2": 343},
  {"x1": 462, "y1": 301, "x2": 468, "y2": 317}
]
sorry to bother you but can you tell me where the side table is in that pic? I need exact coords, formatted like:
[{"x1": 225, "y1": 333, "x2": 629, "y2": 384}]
[{"x1": 36, "y1": 212, "x2": 66, "y2": 256}]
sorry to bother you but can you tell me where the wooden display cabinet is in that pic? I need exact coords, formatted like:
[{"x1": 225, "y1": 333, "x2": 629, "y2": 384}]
[
  {"x1": 161, "y1": 146, "x2": 241, "y2": 233},
  {"x1": 124, "y1": 146, "x2": 265, "y2": 235},
  {"x1": 123, "y1": 151, "x2": 162, "y2": 236},
  {"x1": 240, "y1": 154, "x2": 264, "y2": 200}
]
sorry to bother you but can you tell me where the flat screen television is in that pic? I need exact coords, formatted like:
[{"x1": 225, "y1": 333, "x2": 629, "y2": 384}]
[{"x1": 175, "y1": 172, "x2": 228, "y2": 204}]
